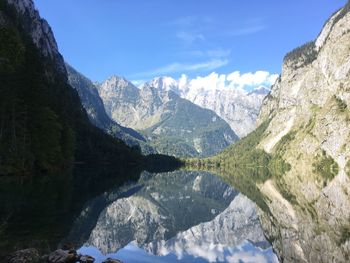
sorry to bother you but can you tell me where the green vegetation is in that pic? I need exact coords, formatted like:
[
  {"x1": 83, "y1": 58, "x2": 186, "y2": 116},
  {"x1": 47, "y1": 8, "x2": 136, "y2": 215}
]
[
  {"x1": 338, "y1": 225, "x2": 350, "y2": 245},
  {"x1": 139, "y1": 97, "x2": 238, "y2": 157},
  {"x1": 313, "y1": 150, "x2": 339, "y2": 183},
  {"x1": 185, "y1": 120, "x2": 270, "y2": 167},
  {"x1": 273, "y1": 132, "x2": 296, "y2": 159},
  {"x1": 183, "y1": 120, "x2": 294, "y2": 213},
  {"x1": 185, "y1": 120, "x2": 289, "y2": 171},
  {"x1": 334, "y1": 95, "x2": 348, "y2": 112},
  {"x1": 283, "y1": 41, "x2": 318, "y2": 69},
  {"x1": 305, "y1": 104, "x2": 321, "y2": 135}
]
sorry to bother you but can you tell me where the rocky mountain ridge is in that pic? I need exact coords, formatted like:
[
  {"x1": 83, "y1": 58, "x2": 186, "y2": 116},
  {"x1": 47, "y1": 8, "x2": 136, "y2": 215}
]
[
  {"x1": 97, "y1": 76, "x2": 238, "y2": 157},
  {"x1": 66, "y1": 64, "x2": 148, "y2": 147},
  {"x1": 143, "y1": 75, "x2": 272, "y2": 138}
]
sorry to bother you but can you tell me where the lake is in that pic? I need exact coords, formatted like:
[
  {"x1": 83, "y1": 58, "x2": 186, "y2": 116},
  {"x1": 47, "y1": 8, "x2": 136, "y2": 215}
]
[{"x1": 0, "y1": 166, "x2": 278, "y2": 263}]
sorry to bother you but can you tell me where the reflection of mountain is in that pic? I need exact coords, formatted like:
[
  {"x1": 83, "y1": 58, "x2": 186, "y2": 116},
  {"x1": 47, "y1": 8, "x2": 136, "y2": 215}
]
[
  {"x1": 85, "y1": 171, "x2": 237, "y2": 254},
  {"x1": 145, "y1": 193, "x2": 270, "y2": 261}
]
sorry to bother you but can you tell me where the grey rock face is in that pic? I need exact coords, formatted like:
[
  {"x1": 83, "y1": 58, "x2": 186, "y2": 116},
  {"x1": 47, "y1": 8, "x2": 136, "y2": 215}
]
[
  {"x1": 144, "y1": 76, "x2": 271, "y2": 138},
  {"x1": 98, "y1": 77, "x2": 238, "y2": 157},
  {"x1": 5, "y1": 0, "x2": 66, "y2": 75},
  {"x1": 66, "y1": 64, "x2": 146, "y2": 147},
  {"x1": 255, "y1": 2, "x2": 350, "y2": 262}
]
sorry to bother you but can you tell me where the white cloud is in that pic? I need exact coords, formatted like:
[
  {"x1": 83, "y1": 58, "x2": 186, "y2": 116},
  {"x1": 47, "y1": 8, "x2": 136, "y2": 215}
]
[
  {"x1": 227, "y1": 71, "x2": 279, "y2": 89},
  {"x1": 131, "y1": 59, "x2": 229, "y2": 78},
  {"x1": 183, "y1": 71, "x2": 278, "y2": 92},
  {"x1": 130, "y1": 79, "x2": 146, "y2": 86}
]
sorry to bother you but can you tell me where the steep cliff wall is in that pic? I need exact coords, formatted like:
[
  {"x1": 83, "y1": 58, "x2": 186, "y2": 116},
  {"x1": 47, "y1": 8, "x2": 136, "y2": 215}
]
[{"x1": 256, "y1": 2, "x2": 350, "y2": 262}]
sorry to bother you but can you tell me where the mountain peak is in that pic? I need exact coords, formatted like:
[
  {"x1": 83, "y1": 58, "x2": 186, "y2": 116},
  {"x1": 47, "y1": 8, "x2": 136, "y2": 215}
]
[
  {"x1": 101, "y1": 75, "x2": 137, "y2": 92},
  {"x1": 249, "y1": 86, "x2": 271, "y2": 96}
]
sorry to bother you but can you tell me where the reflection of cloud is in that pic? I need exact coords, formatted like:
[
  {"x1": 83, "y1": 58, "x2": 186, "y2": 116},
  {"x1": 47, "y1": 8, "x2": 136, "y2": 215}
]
[
  {"x1": 152, "y1": 240, "x2": 278, "y2": 263},
  {"x1": 79, "y1": 241, "x2": 278, "y2": 263},
  {"x1": 226, "y1": 251, "x2": 270, "y2": 263},
  {"x1": 130, "y1": 59, "x2": 229, "y2": 78}
]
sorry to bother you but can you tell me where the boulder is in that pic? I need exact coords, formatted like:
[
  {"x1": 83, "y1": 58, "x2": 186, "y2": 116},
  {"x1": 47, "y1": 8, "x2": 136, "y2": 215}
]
[{"x1": 47, "y1": 249, "x2": 78, "y2": 263}]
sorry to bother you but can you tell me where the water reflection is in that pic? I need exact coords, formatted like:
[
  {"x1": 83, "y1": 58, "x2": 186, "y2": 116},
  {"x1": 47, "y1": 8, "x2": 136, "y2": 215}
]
[
  {"x1": 0, "y1": 167, "x2": 279, "y2": 262},
  {"x1": 75, "y1": 170, "x2": 278, "y2": 262},
  {"x1": 79, "y1": 240, "x2": 277, "y2": 263}
]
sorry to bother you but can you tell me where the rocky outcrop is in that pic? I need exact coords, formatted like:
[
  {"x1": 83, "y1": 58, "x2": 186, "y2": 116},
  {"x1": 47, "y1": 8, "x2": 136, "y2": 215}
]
[
  {"x1": 98, "y1": 76, "x2": 238, "y2": 157},
  {"x1": 254, "y1": 2, "x2": 350, "y2": 262}
]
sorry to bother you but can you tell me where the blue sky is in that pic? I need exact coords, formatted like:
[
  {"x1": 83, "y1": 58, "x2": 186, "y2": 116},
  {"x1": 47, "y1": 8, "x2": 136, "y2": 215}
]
[{"x1": 35, "y1": 0, "x2": 346, "y2": 83}]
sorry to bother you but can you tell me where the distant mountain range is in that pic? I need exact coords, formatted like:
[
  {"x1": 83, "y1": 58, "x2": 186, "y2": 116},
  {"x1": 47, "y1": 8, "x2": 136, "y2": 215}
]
[
  {"x1": 66, "y1": 64, "x2": 150, "y2": 149},
  {"x1": 67, "y1": 65, "x2": 270, "y2": 156},
  {"x1": 142, "y1": 76, "x2": 270, "y2": 138},
  {"x1": 97, "y1": 76, "x2": 238, "y2": 157}
]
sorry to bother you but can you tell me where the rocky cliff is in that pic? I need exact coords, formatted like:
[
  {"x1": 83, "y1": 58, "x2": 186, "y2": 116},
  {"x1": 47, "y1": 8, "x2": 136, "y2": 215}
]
[
  {"x1": 98, "y1": 76, "x2": 238, "y2": 157},
  {"x1": 4, "y1": 0, "x2": 66, "y2": 74},
  {"x1": 254, "y1": 2, "x2": 350, "y2": 262}
]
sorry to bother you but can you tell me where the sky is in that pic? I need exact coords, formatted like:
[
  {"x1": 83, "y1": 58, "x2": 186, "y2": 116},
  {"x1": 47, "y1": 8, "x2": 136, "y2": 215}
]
[{"x1": 35, "y1": 0, "x2": 347, "y2": 84}]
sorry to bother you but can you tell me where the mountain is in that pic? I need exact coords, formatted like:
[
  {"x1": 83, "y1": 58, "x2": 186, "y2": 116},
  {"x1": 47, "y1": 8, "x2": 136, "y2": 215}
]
[
  {"x1": 198, "y1": 2, "x2": 350, "y2": 262},
  {"x1": 98, "y1": 76, "x2": 238, "y2": 157},
  {"x1": 0, "y1": 0, "x2": 145, "y2": 175},
  {"x1": 254, "y1": 4, "x2": 350, "y2": 262},
  {"x1": 65, "y1": 63, "x2": 149, "y2": 148},
  {"x1": 144, "y1": 75, "x2": 271, "y2": 138}
]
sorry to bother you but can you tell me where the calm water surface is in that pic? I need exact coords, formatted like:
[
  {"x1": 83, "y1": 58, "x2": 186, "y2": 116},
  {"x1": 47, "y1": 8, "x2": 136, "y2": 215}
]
[{"x1": 0, "y1": 167, "x2": 278, "y2": 262}]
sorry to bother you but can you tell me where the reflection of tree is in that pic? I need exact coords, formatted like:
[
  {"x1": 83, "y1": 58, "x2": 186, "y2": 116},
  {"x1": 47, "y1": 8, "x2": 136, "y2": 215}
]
[{"x1": 0, "y1": 165, "x2": 142, "y2": 257}]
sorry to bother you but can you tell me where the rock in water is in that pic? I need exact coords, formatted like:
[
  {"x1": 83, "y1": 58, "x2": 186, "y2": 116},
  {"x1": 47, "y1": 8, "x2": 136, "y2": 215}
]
[
  {"x1": 47, "y1": 249, "x2": 78, "y2": 263},
  {"x1": 102, "y1": 258, "x2": 123, "y2": 263},
  {"x1": 78, "y1": 254, "x2": 95, "y2": 263}
]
